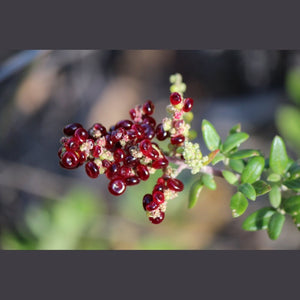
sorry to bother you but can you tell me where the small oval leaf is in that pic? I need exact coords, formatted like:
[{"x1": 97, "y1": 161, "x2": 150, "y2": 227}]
[
  {"x1": 212, "y1": 152, "x2": 225, "y2": 165},
  {"x1": 222, "y1": 170, "x2": 239, "y2": 185},
  {"x1": 241, "y1": 156, "x2": 265, "y2": 184},
  {"x1": 283, "y1": 195, "x2": 300, "y2": 215},
  {"x1": 202, "y1": 174, "x2": 216, "y2": 190},
  {"x1": 229, "y1": 159, "x2": 245, "y2": 174},
  {"x1": 268, "y1": 185, "x2": 281, "y2": 208},
  {"x1": 188, "y1": 180, "x2": 204, "y2": 209},
  {"x1": 283, "y1": 178, "x2": 300, "y2": 191},
  {"x1": 267, "y1": 173, "x2": 281, "y2": 183},
  {"x1": 222, "y1": 132, "x2": 249, "y2": 154},
  {"x1": 230, "y1": 192, "x2": 248, "y2": 218},
  {"x1": 202, "y1": 120, "x2": 221, "y2": 151},
  {"x1": 238, "y1": 183, "x2": 256, "y2": 201},
  {"x1": 228, "y1": 149, "x2": 260, "y2": 160},
  {"x1": 242, "y1": 207, "x2": 276, "y2": 231},
  {"x1": 267, "y1": 212, "x2": 285, "y2": 240},
  {"x1": 252, "y1": 180, "x2": 272, "y2": 196},
  {"x1": 269, "y1": 136, "x2": 289, "y2": 175}
]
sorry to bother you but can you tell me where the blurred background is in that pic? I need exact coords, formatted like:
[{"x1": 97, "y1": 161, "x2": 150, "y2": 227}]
[{"x1": 0, "y1": 50, "x2": 300, "y2": 250}]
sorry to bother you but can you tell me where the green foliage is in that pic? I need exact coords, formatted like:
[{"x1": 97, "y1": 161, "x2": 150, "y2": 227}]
[
  {"x1": 242, "y1": 207, "x2": 276, "y2": 231},
  {"x1": 283, "y1": 196, "x2": 300, "y2": 215},
  {"x1": 269, "y1": 136, "x2": 289, "y2": 175},
  {"x1": 228, "y1": 149, "x2": 260, "y2": 160},
  {"x1": 222, "y1": 132, "x2": 249, "y2": 154},
  {"x1": 222, "y1": 170, "x2": 238, "y2": 185},
  {"x1": 241, "y1": 156, "x2": 265, "y2": 184},
  {"x1": 202, "y1": 174, "x2": 216, "y2": 190},
  {"x1": 230, "y1": 192, "x2": 248, "y2": 218},
  {"x1": 202, "y1": 120, "x2": 221, "y2": 151},
  {"x1": 267, "y1": 212, "x2": 285, "y2": 240},
  {"x1": 252, "y1": 180, "x2": 271, "y2": 196},
  {"x1": 268, "y1": 185, "x2": 281, "y2": 208},
  {"x1": 238, "y1": 183, "x2": 256, "y2": 201},
  {"x1": 188, "y1": 179, "x2": 204, "y2": 209}
]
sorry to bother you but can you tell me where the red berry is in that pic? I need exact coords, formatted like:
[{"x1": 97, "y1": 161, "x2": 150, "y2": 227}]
[
  {"x1": 102, "y1": 159, "x2": 111, "y2": 169},
  {"x1": 114, "y1": 148, "x2": 125, "y2": 162},
  {"x1": 142, "y1": 115, "x2": 156, "y2": 128},
  {"x1": 157, "y1": 177, "x2": 165, "y2": 185},
  {"x1": 108, "y1": 179, "x2": 126, "y2": 196},
  {"x1": 143, "y1": 194, "x2": 153, "y2": 211},
  {"x1": 183, "y1": 98, "x2": 194, "y2": 112},
  {"x1": 115, "y1": 119, "x2": 133, "y2": 130},
  {"x1": 170, "y1": 92, "x2": 182, "y2": 106},
  {"x1": 170, "y1": 134, "x2": 185, "y2": 145},
  {"x1": 136, "y1": 164, "x2": 150, "y2": 181},
  {"x1": 85, "y1": 161, "x2": 99, "y2": 178},
  {"x1": 129, "y1": 108, "x2": 136, "y2": 120},
  {"x1": 145, "y1": 199, "x2": 159, "y2": 211},
  {"x1": 125, "y1": 176, "x2": 140, "y2": 186},
  {"x1": 65, "y1": 137, "x2": 80, "y2": 151},
  {"x1": 153, "y1": 191, "x2": 165, "y2": 204},
  {"x1": 105, "y1": 163, "x2": 120, "y2": 179},
  {"x1": 118, "y1": 166, "x2": 133, "y2": 178},
  {"x1": 167, "y1": 178, "x2": 184, "y2": 192},
  {"x1": 63, "y1": 123, "x2": 82, "y2": 136},
  {"x1": 156, "y1": 123, "x2": 169, "y2": 141},
  {"x1": 124, "y1": 155, "x2": 140, "y2": 167},
  {"x1": 92, "y1": 145, "x2": 102, "y2": 158},
  {"x1": 139, "y1": 139, "x2": 152, "y2": 156},
  {"x1": 105, "y1": 135, "x2": 114, "y2": 149},
  {"x1": 127, "y1": 129, "x2": 137, "y2": 140},
  {"x1": 149, "y1": 212, "x2": 165, "y2": 224},
  {"x1": 60, "y1": 151, "x2": 79, "y2": 169},
  {"x1": 153, "y1": 184, "x2": 165, "y2": 193},
  {"x1": 132, "y1": 124, "x2": 145, "y2": 140},
  {"x1": 143, "y1": 100, "x2": 155, "y2": 115},
  {"x1": 74, "y1": 128, "x2": 88, "y2": 143},
  {"x1": 152, "y1": 158, "x2": 169, "y2": 169},
  {"x1": 78, "y1": 151, "x2": 87, "y2": 165},
  {"x1": 141, "y1": 124, "x2": 155, "y2": 140},
  {"x1": 111, "y1": 128, "x2": 125, "y2": 142},
  {"x1": 148, "y1": 148, "x2": 159, "y2": 160}
]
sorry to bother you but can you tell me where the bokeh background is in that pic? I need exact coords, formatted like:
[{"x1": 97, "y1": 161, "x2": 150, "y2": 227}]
[{"x1": 0, "y1": 50, "x2": 300, "y2": 250}]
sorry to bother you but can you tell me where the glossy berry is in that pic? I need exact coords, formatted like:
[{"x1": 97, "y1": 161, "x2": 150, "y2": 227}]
[
  {"x1": 142, "y1": 115, "x2": 156, "y2": 128},
  {"x1": 152, "y1": 158, "x2": 169, "y2": 169},
  {"x1": 105, "y1": 163, "x2": 120, "y2": 179},
  {"x1": 92, "y1": 145, "x2": 102, "y2": 158},
  {"x1": 139, "y1": 139, "x2": 152, "y2": 156},
  {"x1": 170, "y1": 92, "x2": 182, "y2": 106},
  {"x1": 118, "y1": 166, "x2": 133, "y2": 178},
  {"x1": 115, "y1": 119, "x2": 133, "y2": 130},
  {"x1": 157, "y1": 177, "x2": 165, "y2": 185},
  {"x1": 145, "y1": 199, "x2": 159, "y2": 212},
  {"x1": 111, "y1": 128, "x2": 125, "y2": 142},
  {"x1": 114, "y1": 148, "x2": 125, "y2": 162},
  {"x1": 78, "y1": 151, "x2": 87, "y2": 165},
  {"x1": 153, "y1": 184, "x2": 165, "y2": 193},
  {"x1": 183, "y1": 98, "x2": 194, "y2": 112},
  {"x1": 105, "y1": 135, "x2": 114, "y2": 149},
  {"x1": 63, "y1": 123, "x2": 82, "y2": 136},
  {"x1": 141, "y1": 124, "x2": 155, "y2": 140},
  {"x1": 148, "y1": 148, "x2": 159, "y2": 160},
  {"x1": 156, "y1": 123, "x2": 168, "y2": 141},
  {"x1": 129, "y1": 108, "x2": 136, "y2": 120},
  {"x1": 143, "y1": 194, "x2": 153, "y2": 211},
  {"x1": 153, "y1": 191, "x2": 165, "y2": 204},
  {"x1": 125, "y1": 176, "x2": 140, "y2": 186},
  {"x1": 167, "y1": 178, "x2": 184, "y2": 192},
  {"x1": 85, "y1": 161, "x2": 99, "y2": 178},
  {"x1": 74, "y1": 128, "x2": 88, "y2": 143},
  {"x1": 143, "y1": 100, "x2": 154, "y2": 115},
  {"x1": 136, "y1": 164, "x2": 150, "y2": 181},
  {"x1": 171, "y1": 134, "x2": 185, "y2": 145},
  {"x1": 65, "y1": 137, "x2": 80, "y2": 151},
  {"x1": 60, "y1": 151, "x2": 79, "y2": 169},
  {"x1": 108, "y1": 179, "x2": 126, "y2": 196},
  {"x1": 149, "y1": 212, "x2": 165, "y2": 224}
]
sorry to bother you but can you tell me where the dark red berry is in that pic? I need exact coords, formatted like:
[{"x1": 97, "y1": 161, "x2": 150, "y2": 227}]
[
  {"x1": 149, "y1": 212, "x2": 165, "y2": 224},
  {"x1": 60, "y1": 151, "x2": 79, "y2": 169},
  {"x1": 74, "y1": 128, "x2": 88, "y2": 143},
  {"x1": 111, "y1": 128, "x2": 125, "y2": 142},
  {"x1": 157, "y1": 177, "x2": 165, "y2": 185},
  {"x1": 132, "y1": 124, "x2": 145, "y2": 140},
  {"x1": 92, "y1": 145, "x2": 102, "y2": 158},
  {"x1": 148, "y1": 148, "x2": 159, "y2": 160},
  {"x1": 167, "y1": 178, "x2": 184, "y2": 192},
  {"x1": 170, "y1": 134, "x2": 185, "y2": 145},
  {"x1": 139, "y1": 139, "x2": 152, "y2": 156},
  {"x1": 115, "y1": 119, "x2": 133, "y2": 130},
  {"x1": 152, "y1": 158, "x2": 169, "y2": 169},
  {"x1": 105, "y1": 162, "x2": 120, "y2": 179},
  {"x1": 125, "y1": 176, "x2": 140, "y2": 186},
  {"x1": 142, "y1": 115, "x2": 156, "y2": 128},
  {"x1": 105, "y1": 135, "x2": 114, "y2": 149},
  {"x1": 143, "y1": 100, "x2": 155, "y2": 115},
  {"x1": 129, "y1": 108, "x2": 136, "y2": 120},
  {"x1": 183, "y1": 98, "x2": 194, "y2": 112},
  {"x1": 85, "y1": 161, "x2": 99, "y2": 178},
  {"x1": 155, "y1": 123, "x2": 168, "y2": 141},
  {"x1": 145, "y1": 199, "x2": 159, "y2": 212},
  {"x1": 136, "y1": 164, "x2": 150, "y2": 181},
  {"x1": 89, "y1": 123, "x2": 107, "y2": 138},
  {"x1": 108, "y1": 179, "x2": 126, "y2": 196},
  {"x1": 65, "y1": 137, "x2": 80, "y2": 151},
  {"x1": 114, "y1": 148, "x2": 125, "y2": 162},
  {"x1": 170, "y1": 92, "x2": 182, "y2": 106},
  {"x1": 141, "y1": 124, "x2": 155, "y2": 140},
  {"x1": 153, "y1": 184, "x2": 165, "y2": 193},
  {"x1": 102, "y1": 159, "x2": 111, "y2": 169},
  {"x1": 153, "y1": 191, "x2": 165, "y2": 204},
  {"x1": 124, "y1": 155, "x2": 139, "y2": 167},
  {"x1": 63, "y1": 123, "x2": 82, "y2": 136},
  {"x1": 78, "y1": 151, "x2": 87, "y2": 165},
  {"x1": 143, "y1": 194, "x2": 153, "y2": 211},
  {"x1": 118, "y1": 166, "x2": 133, "y2": 178},
  {"x1": 127, "y1": 129, "x2": 137, "y2": 140}
]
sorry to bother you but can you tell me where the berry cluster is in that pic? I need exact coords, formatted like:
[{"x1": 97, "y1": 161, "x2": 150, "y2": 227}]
[{"x1": 58, "y1": 92, "x2": 194, "y2": 224}]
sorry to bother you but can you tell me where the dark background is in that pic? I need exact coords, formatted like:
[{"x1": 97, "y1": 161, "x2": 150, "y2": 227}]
[{"x1": 0, "y1": 50, "x2": 299, "y2": 249}]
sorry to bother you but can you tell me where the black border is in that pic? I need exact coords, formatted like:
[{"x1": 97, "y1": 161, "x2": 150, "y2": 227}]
[{"x1": 1, "y1": 1, "x2": 300, "y2": 298}]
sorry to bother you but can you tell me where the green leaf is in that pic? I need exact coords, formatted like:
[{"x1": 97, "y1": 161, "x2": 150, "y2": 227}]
[
  {"x1": 202, "y1": 174, "x2": 216, "y2": 190},
  {"x1": 229, "y1": 123, "x2": 241, "y2": 134},
  {"x1": 242, "y1": 207, "x2": 276, "y2": 231},
  {"x1": 292, "y1": 214, "x2": 300, "y2": 231},
  {"x1": 202, "y1": 120, "x2": 221, "y2": 151},
  {"x1": 188, "y1": 180, "x2": 204, "y2": 209},
  {"x1": 269, "y1": 136, "x2": 289, "y2": 175},
  {"x1": 212, "y1": 152, "x2": 225, "y2": 165},
  {"x1": 228, "y1": 149, "x2": 260, "y2": 160},
  {"x1": 222, "y1": 132, "x2": 249, "y2": 154},
  {"x1": 289, "y1": 163, "x2": 300, "y2": 179},
  {"x1": 267, "y1": 212, "x2": 285, "y2": 240},
  {"x1": 283, "y1": 195, "x2": 300, "y2": 215},
  {"x1": 267, "y1": 173, "x2": 281, "y2": 183},
  {"x1": 238, "y1": 183, "x2": 256, "y2": 201},
  {"x1": 222, "y1": 170, "x2": 239, "y2": 185},
  {"x1": 229, "y1": 159, "x2": 245, "y2": 174},
  {"x1": 252, "y1": 180, "x2": 272, "y2": 196},
  {"x1": 283, "y1": 178, "x2": 300, "y2": 191},
  {"x1": 241, "y1": 156, "x2": 265, "y2": 184},
  {"x1": 230, "y1": 192, "x2": 248, "y2": 218},
  {"x1": 268, "y1": 185, "x2": 281, "y2": 208}
]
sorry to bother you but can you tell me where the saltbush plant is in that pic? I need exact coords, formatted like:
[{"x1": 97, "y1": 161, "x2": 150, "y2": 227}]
[{"x1": 58, "y1": 74, "x2": 300, "y2": 240}]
